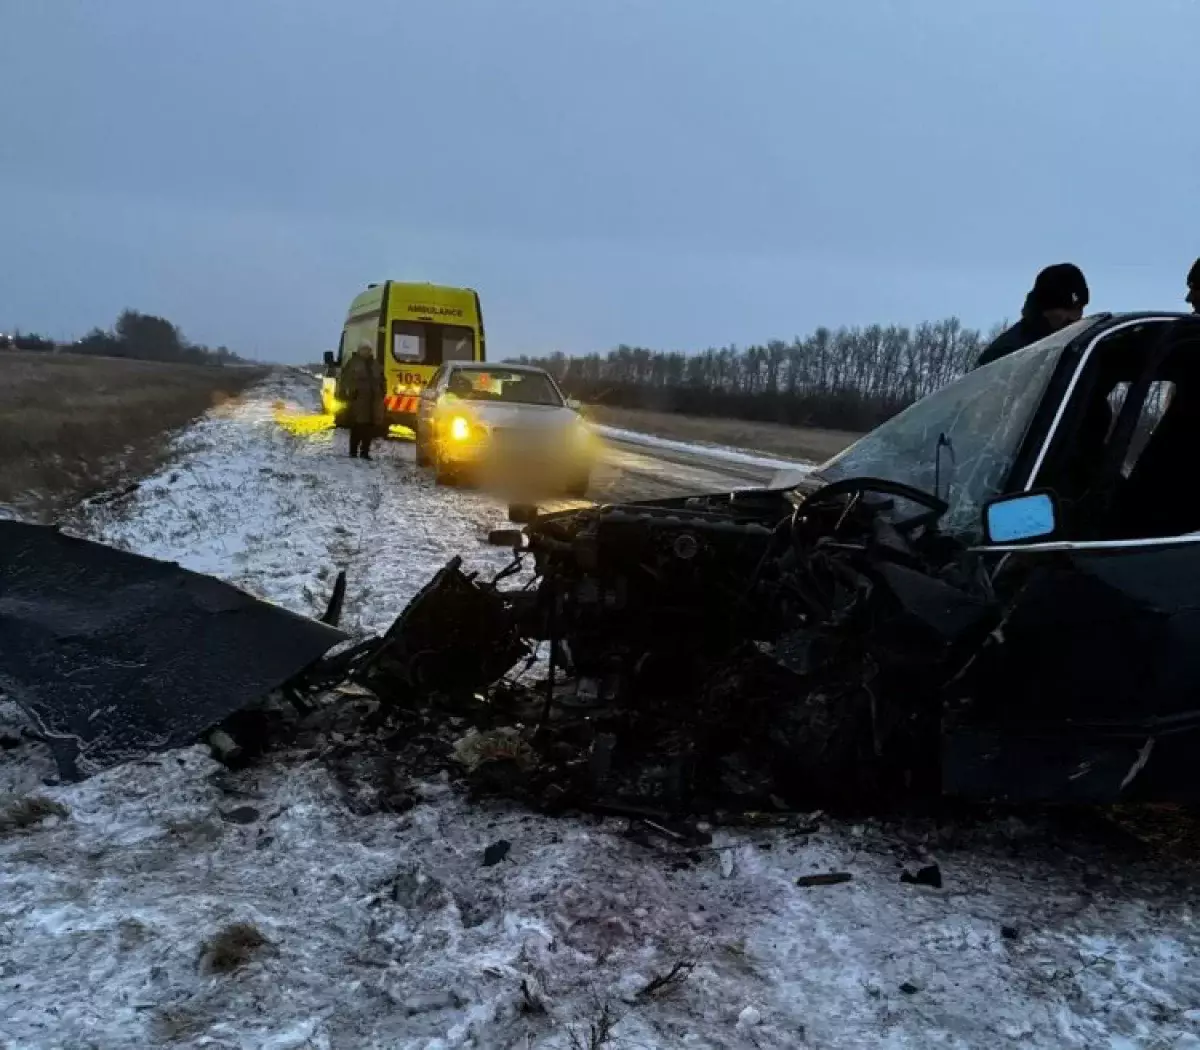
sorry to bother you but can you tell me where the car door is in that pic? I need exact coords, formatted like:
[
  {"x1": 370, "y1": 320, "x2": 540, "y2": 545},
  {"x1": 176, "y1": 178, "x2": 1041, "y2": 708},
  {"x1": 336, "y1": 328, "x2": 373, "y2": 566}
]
[
  {"x1": 943, "y1": 316, "x2": 1200, "y2": 804},
  {"x1": 416, "y1": 366, "x2": 447, "y2": 449}
]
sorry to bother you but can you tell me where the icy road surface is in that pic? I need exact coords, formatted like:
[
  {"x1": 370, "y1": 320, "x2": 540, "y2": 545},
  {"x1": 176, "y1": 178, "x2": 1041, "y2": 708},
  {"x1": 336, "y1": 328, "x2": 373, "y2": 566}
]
[{"x1": 2, "y1": 373, "x2": 1199, "y2": 1050}]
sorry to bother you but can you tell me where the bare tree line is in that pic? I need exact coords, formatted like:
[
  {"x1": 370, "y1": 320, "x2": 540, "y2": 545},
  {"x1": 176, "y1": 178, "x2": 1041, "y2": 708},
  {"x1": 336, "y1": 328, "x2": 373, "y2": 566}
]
[
  {"x1": 515, "y1": 317, "x2": 1002, "y2": 431},
  {"x1": 2, "y1": 310, "x2": 243, "y2": 366}
]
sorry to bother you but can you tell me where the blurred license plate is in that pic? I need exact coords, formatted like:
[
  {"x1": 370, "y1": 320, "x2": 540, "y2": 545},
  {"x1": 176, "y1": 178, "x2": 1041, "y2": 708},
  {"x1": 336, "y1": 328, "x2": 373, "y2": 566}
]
[{"x1": 491, "y1": 428, "x2": 545, "y2": 452}]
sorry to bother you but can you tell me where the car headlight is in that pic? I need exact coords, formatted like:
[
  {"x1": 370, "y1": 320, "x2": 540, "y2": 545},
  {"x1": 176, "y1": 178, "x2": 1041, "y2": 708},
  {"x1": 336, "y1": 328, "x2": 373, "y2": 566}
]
[{"x1": 450, "y1": 415, "x2": 471, "y2": 442}]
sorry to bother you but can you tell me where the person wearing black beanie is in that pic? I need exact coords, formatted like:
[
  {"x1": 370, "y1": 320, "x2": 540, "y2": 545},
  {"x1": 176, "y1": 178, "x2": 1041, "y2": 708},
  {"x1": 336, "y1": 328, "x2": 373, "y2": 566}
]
[
  {"x1": 1186, "y1": 258, "x2": 1200, "y2": 314},
  {"x1": 975, "y1": 263, "x2": 1090, "y2": 369}
]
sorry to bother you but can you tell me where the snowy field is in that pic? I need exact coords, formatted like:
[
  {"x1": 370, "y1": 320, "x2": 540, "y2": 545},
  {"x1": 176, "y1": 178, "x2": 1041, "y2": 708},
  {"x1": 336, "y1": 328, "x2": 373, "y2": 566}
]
[{"x1": 2, "y1": 373, "x2": 1199, "y2": 1049}]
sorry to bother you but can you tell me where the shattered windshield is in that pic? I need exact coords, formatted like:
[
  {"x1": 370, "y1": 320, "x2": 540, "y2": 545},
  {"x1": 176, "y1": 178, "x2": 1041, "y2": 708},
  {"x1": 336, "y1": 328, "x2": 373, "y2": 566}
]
[{"x1": 817, "y1": 339, "x2": 1069, "y2": 538}]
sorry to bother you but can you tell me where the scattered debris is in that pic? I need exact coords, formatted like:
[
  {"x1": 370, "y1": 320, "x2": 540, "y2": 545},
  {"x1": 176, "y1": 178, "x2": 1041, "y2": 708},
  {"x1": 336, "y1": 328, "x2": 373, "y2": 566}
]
[
  {"x1": 206, "y1": 729, "x2": 244, "y2": 767},
  {"x1": 900, "y1": 862, "x2": 943, "y2": 889},
  {"x1": 199, "y1": 921, "x2": 269, "y2": 974},
  {"x1": 0, "y1": 793, "x2": 68, "y2": 835},
  {"x1": 619, "y1": 811, "x2": 713, "y2": 849},
  {"x1": 453, "y1": 728, "x2": 536, "y2": 785},
  {"x1": 899, "y1": 981, "x2": 921, "y2": 995},
  {"x1": 719, "y1": 849, "x2": 736, "y2": 879},
  {"x1": 796, "y1": 872, "x2": 853, "y2": 887},
  {"x1": 1001, "y1": 924, "x2": 1021, "y2": 941},
  {"x1": 220, "y1": 806, "x2": 260, "y2": 825},
  {"x1": 482, "y1": 839, "x2": 511, "y2": 867},
  {"x1": 290, "y1": 481, "x2": 995, "y2": 818},
  {"x1": 321, "y1": 569, "x2": 347, "y2": 627}
]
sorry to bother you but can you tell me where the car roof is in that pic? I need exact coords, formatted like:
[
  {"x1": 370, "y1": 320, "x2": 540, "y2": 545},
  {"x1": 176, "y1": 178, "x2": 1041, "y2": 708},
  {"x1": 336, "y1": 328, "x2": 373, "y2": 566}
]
[{"x1": 1089, "y1": 311, "x2": 1199, "y2": 331}]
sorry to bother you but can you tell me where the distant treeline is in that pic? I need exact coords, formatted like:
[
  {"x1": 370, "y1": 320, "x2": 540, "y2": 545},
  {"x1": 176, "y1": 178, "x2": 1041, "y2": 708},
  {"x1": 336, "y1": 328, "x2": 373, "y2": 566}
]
[
  {"x1": 515, "y1": 317, "x2": 1000, "y2": 431},
  {"x1": 2, "y1": 310, "x2": 243, "y2": 366},
  {"x1": 0, "y1": 331, "x2": 56, "y2": 352}
]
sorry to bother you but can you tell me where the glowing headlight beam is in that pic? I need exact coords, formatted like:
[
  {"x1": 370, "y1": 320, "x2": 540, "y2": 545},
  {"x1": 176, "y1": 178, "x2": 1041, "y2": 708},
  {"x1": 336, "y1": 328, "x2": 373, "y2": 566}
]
[{"x1": 450, "y1": 416, "x2": 471, "y2": 442}]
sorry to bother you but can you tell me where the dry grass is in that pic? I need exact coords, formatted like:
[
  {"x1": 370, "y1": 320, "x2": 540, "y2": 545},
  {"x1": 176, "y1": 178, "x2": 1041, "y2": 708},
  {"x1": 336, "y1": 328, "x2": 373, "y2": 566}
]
[
  {"x1": 566, "y1": 997, "x2": 620, "y2": 1050},
  {"x1": 0, "y1": 351, "x2": 267, "y2": 518},
  {"x1": 583, "y1": 404, "x2": 862, "y2": 463},
  {"x1": 198, "y1": 921, "x2": 270, "y2": 974},
  {"x1": 149, "y1": 1006, "x2": 209, "y2": 1044},
  {"x1": 0, "y1": 794, "x2": 69, "y2": 835}
]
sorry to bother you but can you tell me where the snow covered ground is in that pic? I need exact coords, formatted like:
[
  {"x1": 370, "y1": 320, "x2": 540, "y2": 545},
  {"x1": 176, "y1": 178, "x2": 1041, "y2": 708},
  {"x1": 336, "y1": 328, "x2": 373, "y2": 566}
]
[{"x1": 2, "y1": 373, "x2": 1200, "y2": 1050}]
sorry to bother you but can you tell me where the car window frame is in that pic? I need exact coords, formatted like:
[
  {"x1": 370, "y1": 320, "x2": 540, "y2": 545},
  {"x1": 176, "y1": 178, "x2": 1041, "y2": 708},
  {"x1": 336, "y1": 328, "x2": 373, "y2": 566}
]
[
  {"x1": 436, "y1": 365, "x2": 566, "y2": 408},
  {"x1": 979, "y1": 315, "x2": 1200, "y2": 553}
]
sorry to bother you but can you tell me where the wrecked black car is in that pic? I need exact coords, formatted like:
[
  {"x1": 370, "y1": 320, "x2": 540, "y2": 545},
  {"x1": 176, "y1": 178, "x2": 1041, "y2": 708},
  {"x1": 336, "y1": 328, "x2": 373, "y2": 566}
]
[
  {"x1": 5, "y1": 312, "x2": 1200, "y2": 818},
  {"x1": 365, "y1": 312, "x2": 1200, "y2": 811}
]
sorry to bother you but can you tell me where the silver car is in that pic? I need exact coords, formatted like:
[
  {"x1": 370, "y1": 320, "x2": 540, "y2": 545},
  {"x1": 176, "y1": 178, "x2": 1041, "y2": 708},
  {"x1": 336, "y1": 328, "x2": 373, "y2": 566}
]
[{"x1": 414, "y1": 362, "x2": 596, "y2": 496}]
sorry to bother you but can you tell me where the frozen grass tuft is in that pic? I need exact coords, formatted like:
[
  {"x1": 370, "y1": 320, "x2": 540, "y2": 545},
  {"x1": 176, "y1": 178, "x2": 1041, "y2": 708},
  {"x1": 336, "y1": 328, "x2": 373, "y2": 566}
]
[
  {"x1": 0, "y1": 794, "x2": 68, "y2": 835},
  {"x1": 567, "y1": 998, "x2": 619, "y2": 1050},
  {"x1": 149, "y1": 1007, "x2": 208, "y2": 1043},
  {"x1": 199, "y1": 921, "x2": 270, "y2": 974}
]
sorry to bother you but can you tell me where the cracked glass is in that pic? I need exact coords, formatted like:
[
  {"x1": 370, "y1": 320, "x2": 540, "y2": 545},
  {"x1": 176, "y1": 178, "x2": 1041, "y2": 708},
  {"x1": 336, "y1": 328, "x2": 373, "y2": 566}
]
[{"x1": 815, "y1": 324, "x2": 1089, "y2": 539}]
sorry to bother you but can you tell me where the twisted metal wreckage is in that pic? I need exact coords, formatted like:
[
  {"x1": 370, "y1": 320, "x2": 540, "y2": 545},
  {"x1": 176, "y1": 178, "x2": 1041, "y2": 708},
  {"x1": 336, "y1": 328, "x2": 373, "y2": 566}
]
[{"x1": 4, "y1": 311, "x2": 1200, "y2": 813}]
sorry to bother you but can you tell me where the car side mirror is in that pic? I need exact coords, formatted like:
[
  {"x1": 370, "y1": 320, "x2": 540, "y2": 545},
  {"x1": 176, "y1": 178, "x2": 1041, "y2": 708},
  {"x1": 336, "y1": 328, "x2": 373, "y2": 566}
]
[
  {"x1": 323, "y1": 351, "x2": 335, "y2": 367},
  {"x1": 983, "y1": 490, "x2": 1058, "y2": 544}
]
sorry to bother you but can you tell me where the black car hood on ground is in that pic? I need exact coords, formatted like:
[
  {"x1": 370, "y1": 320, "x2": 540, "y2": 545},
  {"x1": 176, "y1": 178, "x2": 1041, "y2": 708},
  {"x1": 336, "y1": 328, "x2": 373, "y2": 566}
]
[{"x1": 0, "y1": 521, "x2": 346, "y2": 779}]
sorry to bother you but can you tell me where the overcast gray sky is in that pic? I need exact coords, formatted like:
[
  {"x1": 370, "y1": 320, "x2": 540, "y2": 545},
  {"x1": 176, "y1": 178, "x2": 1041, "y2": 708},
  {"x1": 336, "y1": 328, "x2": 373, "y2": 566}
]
[{"x1": 2, "y1": 0, "x2": 1196, "y2": 361}]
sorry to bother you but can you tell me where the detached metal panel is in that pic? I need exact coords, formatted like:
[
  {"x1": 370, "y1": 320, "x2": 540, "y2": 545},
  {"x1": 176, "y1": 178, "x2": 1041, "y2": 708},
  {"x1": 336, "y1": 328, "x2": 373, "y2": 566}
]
[{"x1": 0, "y1": 522, "x2": 346, "y2": 778}]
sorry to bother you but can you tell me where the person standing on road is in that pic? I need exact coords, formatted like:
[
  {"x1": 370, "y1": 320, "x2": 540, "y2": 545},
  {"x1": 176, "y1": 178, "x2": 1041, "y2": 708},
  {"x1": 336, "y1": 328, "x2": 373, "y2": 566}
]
[
  {"x1": 1186, "y1": 258, "x2": 1200, "y2": 314},
  {"x1": 337, "y1": 344, "x2": 385, "y2": 460},
  {"x1": 974, "y1": 263, "x2": 1090, "y2": 369}
]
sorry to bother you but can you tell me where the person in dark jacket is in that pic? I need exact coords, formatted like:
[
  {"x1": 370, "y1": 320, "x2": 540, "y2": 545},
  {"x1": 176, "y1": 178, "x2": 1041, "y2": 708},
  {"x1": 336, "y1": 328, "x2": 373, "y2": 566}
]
[
  {"x1": 975, "y1": 263, "x2": 1090, "y2": 369},
  {"x1": 336, "y1": 344, "x2": 386, "y2": 459},
  {"x1": 1186, "y1": 258, "x2": 1200, "y2": 314}
]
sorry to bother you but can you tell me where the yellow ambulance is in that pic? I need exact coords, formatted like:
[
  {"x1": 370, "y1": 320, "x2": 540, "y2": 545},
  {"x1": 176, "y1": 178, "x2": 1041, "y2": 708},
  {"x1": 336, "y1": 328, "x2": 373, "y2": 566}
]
[{"x1": 322, "y1": 281, "x2": 486, "y2": 434}]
